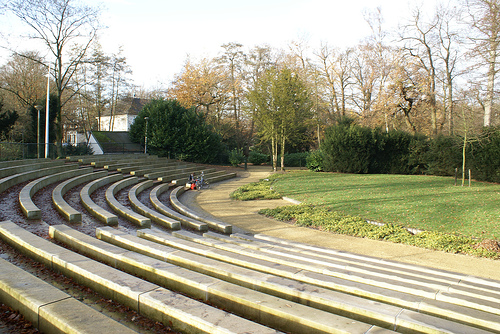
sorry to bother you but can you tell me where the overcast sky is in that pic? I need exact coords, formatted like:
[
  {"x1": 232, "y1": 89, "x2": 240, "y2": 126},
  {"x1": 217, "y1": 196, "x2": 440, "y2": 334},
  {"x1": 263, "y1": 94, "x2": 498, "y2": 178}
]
[{"x1": 2, "y1": 0, "x2": 440, "y2": 89}]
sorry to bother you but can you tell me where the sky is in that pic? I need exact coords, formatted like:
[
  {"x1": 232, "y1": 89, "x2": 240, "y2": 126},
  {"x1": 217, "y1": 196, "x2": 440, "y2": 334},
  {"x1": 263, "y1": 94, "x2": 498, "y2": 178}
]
[{"x1": 1, "y1": 0, "x2": 437, "y2": 90}]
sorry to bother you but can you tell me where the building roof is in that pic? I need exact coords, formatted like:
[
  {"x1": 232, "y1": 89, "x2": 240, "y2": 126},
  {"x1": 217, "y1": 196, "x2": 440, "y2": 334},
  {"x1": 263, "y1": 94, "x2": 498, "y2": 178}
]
[
  {"x1": 103, "y1": 97, "x2": 150, "y2": 116},
  {"x1": 91, "y1": 131, "x2": 143, "y2": 153}
]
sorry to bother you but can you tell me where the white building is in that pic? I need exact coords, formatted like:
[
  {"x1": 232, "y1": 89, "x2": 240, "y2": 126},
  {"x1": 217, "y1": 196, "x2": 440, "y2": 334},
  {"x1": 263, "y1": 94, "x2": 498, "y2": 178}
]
[{"x1": 98, "y1": 97, "x2": 149, "y2": 132}]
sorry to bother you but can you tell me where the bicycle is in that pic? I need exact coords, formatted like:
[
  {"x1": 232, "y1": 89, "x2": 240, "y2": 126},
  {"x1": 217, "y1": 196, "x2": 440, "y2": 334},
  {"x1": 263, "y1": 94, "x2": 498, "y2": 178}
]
[{"x1": 195, "y1": 172, "x2": 210, "y2": 190}]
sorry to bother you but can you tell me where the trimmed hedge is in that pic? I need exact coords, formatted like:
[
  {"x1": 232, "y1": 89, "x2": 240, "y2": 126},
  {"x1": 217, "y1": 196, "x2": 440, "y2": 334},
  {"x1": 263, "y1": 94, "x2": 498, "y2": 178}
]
[{"x1": 317, "y1": 121, "x2": 500, "y2": 183}]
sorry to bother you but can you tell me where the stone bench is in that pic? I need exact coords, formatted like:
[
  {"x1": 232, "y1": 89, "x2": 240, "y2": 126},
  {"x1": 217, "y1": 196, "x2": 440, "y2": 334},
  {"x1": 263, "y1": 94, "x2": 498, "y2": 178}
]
[
  {"x1": 157, "y1": 229, "x2": 500, "y2": 333},
  {"x1": 0, "y1": 157, "x2": 51, "y2": 168},
  {"x1": 134, "y1": 227, "x2": 500, "y2": 334},
  {"x1": 0, "y1": 221, "x2": 277, "y2": 334},
  {"x1": 105, "y1": 177, "x2": 151, "y2": 228},
  {"x1": 206, "y1": 232, "x2": 500, "y2": 312},
  {"x1": 97, "y1": 226, "x2": 495, "y2": 334},
  {"x1": 103, "y1": 157, "x2": 164, "y2": 171},
  {"x1": 0, "y1": 163, "x2": 78, "y2": 194},
  {"x1": 0, "y1": 257, "x2": 137, "y2": 334},
  {"x1": 93, "y1": 156, "x2": 156, "y2": 168},
  {"x1": 126, "y1": 161, "x2": 187, "y2": 176},
  {"x1": 19, "y1": 167, "x2": 92, "y2": 220},
  {"x1": 51, "y1": 224, "x2": 390, "y2": 334},
  {"x1": 0, "y1": 159, "x2": 61, "y2": 178},
  {"x1": 170, "y1": 186, "x2": 232, "y2": 234},
  {"x1": 149, "y1": 183, "x2": 208, "y2": 231},
  {"x1": 80, "y1": 174, "x2": 124, "y2": 225},
  {"x1": 128, "y1": 180, "x2": 181, "y2": 230},
  {"x1": 52, "y1": 170, "x2": 108, "y2": 222},
  {"x1": 77, "y1": 153, "x2": 151, "y2": 165},
  {"x1": 250, "y1": 233, "x2": 500, "y2": 291}
]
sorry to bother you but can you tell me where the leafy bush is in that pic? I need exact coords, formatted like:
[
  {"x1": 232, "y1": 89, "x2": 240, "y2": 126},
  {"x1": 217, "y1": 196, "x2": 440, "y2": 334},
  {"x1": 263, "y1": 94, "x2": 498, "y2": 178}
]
[
  {"x1": 426, "y1": 135, "x2": 463, "y2": 176},
  {"x1": 229, "y1": 148, "x2": 245, "y2": 167},
  {"x1": 306, "y1": 149, "x2": 324, "y2": 172},
  {"x1": 321, "y1": 120, "x2": 381, "y2": 173},
  {"x1": 259, "y1": 204, "x2": 499, "y2": 259},
  {"x1": 282, "y1": 152, "x2": 308, "y2": 167},
  {"x1": 249, "y1": 151, "x2": 269, "y2": 165},
  {"x1": 230, "y1": 177, "x2": 282, "y2": 201},
  {"x1": 471, "y1": 127, "x2": 500, "y2": 183},
  {"x1": 62, "y1": 143, "x2": 93, "y2": 156}
]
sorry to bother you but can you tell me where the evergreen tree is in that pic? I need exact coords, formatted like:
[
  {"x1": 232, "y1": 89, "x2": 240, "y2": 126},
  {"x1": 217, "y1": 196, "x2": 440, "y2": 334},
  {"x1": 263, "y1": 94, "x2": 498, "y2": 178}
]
[{"x1": 129, "y1": 99, "x2": 222, "y2": 163}]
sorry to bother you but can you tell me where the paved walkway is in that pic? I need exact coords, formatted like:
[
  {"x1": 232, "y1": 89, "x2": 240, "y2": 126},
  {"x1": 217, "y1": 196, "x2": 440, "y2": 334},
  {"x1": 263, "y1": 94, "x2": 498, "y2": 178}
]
[{"x1": 182, "y1": 165, "x2": 498, "y2": 280}]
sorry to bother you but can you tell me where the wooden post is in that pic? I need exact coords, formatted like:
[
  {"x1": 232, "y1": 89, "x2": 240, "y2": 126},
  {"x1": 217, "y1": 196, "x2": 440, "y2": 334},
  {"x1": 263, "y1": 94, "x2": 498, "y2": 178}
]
[
  {"x1": 469, "y1": 169, "x2": 471, "y2": 187},
  {"x1": 454, "y1": 168, "x2": 458, "y2": 186}
]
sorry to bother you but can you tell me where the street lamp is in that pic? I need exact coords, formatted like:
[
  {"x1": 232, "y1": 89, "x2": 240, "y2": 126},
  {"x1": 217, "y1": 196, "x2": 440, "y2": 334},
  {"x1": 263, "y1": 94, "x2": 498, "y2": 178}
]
[
  {"x1": 44, "y1": 65, "x2": 50, "y2": 159},
  {"x1": 34, "y1": 105, "x2": 43, "y2": 159},
  {"x1": 144, "y1": 116, "x2": 149, "y2": 154}
]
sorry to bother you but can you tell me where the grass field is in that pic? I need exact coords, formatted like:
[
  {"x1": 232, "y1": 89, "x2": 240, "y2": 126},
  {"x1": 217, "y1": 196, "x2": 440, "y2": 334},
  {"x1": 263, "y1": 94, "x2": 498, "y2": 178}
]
[{"x1": 271, "y1": 171, "x2": 500, "y2": 241}]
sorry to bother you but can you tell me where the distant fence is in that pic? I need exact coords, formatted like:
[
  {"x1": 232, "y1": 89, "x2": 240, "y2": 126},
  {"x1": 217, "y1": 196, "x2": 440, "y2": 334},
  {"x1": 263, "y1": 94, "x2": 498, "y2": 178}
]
[
  {"x1": 0, "y1": 142, "x2": 143, "y2": 161},
  {"x1": 94, "y1": 142, "x2": 143, "y2": 154}
]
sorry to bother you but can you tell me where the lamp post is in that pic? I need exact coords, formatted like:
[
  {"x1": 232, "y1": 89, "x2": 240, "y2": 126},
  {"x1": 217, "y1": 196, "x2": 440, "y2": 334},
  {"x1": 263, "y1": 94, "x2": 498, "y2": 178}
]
[
  {"x1": 44, "y1": 65, "x2": 50, "y2": 159},
  {"x1": 144, "y1": 117, "x2": 149, "y2": 154},
  {"x1": 34, "y1": 105, "x2": 42, "y2": 159}
]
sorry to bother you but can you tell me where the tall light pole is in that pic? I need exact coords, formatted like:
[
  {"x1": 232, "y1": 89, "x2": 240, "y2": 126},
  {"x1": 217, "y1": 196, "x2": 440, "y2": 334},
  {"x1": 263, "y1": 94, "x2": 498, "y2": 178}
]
[
  {"x1": 44, "y1": 65, "x2": 50, "y2": 159},
  {"x1": 144, "y1": 117, "x2": 149, "y2": 154},
  {"x1": 34, "y1": 105, "x2": 42, "y2": 159}
]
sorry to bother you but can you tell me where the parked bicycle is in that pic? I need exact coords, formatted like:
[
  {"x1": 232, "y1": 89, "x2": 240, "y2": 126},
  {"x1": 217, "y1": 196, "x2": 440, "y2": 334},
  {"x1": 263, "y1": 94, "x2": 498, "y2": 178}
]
[{"x1": 195, "y1": 171, "x2": 210, "y2": 190}]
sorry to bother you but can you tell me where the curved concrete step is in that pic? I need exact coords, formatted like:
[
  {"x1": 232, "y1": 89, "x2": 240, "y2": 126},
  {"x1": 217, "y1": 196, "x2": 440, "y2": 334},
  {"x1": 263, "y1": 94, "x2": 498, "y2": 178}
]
[
  {"x1": 0, "y1": 221, "x2": 277, "y2": 334},
  {"x1": 0, "y1": 160, "x2": 64, "y2": 178},
  {"x1": 0, "y1": 256, "x2": 137, "y2": 334},
  {"x1": 170, "y1": 186, "x2": 232, "y2": 234},
  {"x1": 137, "y1": 229, "x2": 500, "y2": 333},
  {"x1": 52, "y1": 170, "x2": 108, "y2": 222},
  {"x1": 149, "y1": 183, "x2": 208, "y2": 231},
  {"x1": 125, "y1": 161, "x2": 185, "y2": 175},
  {"x1": 0, "y1": 163, "x2": 79, "y2": 194},
  {"x1": 128, "y1": 180, "x2": 181, "y2": 230},
  {"x1": 98, "y1": 226, "x2": 494, "y2": 334},
  {"x1": 19, "y1": 167, "x2": 92, "y2": 220},
  {"x1": 80, "y1": 174, "x2": 124, "y2": 225},
  {"x1": 105, "y1": 177, "x2": 150, "y2": 228},
  {"x1": 52, "y1": 224, "x2": 393, "y2": 334}
]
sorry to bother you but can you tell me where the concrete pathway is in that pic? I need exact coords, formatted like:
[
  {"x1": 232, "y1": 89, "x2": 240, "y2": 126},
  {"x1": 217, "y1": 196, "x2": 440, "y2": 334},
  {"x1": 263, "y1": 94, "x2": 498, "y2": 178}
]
[{"x1": 182, "y1": 165, "x2": 499, "y2": 280}]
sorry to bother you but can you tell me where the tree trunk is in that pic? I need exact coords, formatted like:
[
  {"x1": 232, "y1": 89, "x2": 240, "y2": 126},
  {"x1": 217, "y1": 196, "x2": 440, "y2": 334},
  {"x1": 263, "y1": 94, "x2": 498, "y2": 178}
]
[
  {"x1": 280, "y1": 135, "x2": 285, "y2": 172},
  {"x1": 484, "y1": 48, "x2": 496, "y2": 127}
]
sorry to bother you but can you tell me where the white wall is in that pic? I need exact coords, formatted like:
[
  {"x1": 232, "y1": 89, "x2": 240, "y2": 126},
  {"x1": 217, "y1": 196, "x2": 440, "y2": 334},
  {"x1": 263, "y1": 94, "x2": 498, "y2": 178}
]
[{"x1": 99, "y1": 114, "x2": 138, "y2": 132}]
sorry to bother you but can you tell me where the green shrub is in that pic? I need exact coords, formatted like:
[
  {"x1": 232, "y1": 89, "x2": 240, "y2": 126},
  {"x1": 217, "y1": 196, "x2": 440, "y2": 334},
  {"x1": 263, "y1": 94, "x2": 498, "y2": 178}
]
[
  {"x1": 306, "y1": 149, "x2": 324, "y2": 172},
  {"x1": 249, "y1": 151, "x2": 269, "y2": 165},
  {"x1": 230, "y1": 177, "x2": 282, "y2": 200},
  {"x1": 282, "y1": 152, "x2": 308, "y2": 167},
  {"x1": 471, "y1": 127, "x2": 500, "y2": 183},
  {"x1": 321, "y1": 119, "x2": 380, "y2": 173},
  {"x1": 229, "y1": 148, "x2": 245, "y2": 167},
  {"x1": 426, "y1": 135, "x2": 462, "y2": 176}
]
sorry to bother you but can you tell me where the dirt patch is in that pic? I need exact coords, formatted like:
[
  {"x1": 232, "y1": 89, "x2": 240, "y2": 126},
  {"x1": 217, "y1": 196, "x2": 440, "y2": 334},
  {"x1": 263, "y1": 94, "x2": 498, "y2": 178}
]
[{"x1": 474, "y1": 239, "x2": 500, "y2": 253}]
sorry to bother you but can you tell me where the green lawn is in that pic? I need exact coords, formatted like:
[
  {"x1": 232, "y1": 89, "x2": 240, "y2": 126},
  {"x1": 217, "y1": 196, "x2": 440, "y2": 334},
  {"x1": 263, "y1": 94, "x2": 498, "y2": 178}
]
[{"x1": 272, "y1": 171, "x2": 500, "y2": 240}]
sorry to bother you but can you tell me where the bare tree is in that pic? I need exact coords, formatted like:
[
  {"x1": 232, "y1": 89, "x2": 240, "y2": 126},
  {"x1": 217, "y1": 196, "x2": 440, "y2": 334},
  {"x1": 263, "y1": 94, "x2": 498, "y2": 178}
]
[
  {"x1": 5, "y1": 0, "x2": 101, "y2": 155},
  {"x1": 400, "y1": 6, "x2": 440, "y2": 135},
  {"x1": 218, "y1": 43, "x2": 245, "y2": 127},
  {"x1": 0, "y1": 52, "x2": 46, "y2": 108},
  {"x1": 436, "y1": 4, "x2": 463, "y2": 134},
  {"x1": 465, "y1": 0, "x2": 500, "y2": 127},
  {"x1": 315, "y1": 44, "x2": 352, "y2": 118}
]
